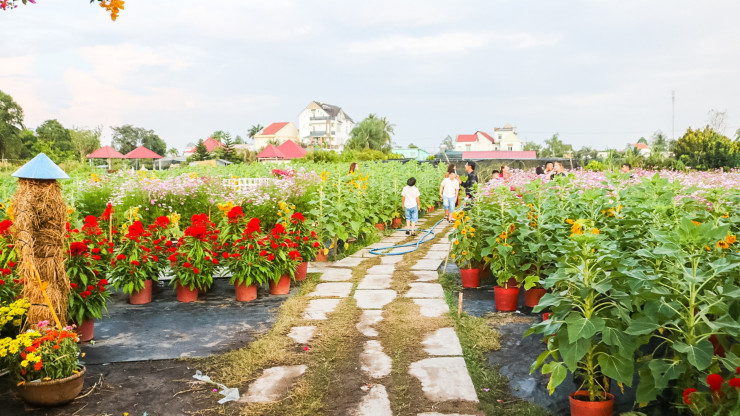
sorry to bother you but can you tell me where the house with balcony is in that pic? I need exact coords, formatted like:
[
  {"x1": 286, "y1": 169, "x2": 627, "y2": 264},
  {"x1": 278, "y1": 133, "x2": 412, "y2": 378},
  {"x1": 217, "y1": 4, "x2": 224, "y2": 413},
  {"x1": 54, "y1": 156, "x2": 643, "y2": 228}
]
[
  {"x1": 298, "y1": 101, "x2": 354, "y2": 150},
  {"x1": 253, "y1": 122, "x2": 299, "y2": 151},
  {"x1": 454, "y1": 124, "x2": 523, "y2": 152}
]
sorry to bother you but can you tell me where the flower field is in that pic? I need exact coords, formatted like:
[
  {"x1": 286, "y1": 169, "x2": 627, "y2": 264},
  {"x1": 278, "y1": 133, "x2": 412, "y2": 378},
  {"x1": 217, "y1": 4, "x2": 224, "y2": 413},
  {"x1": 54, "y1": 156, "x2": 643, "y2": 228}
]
[{"x1": 449, "y1": 168, "x2": 740, "y2": 412}]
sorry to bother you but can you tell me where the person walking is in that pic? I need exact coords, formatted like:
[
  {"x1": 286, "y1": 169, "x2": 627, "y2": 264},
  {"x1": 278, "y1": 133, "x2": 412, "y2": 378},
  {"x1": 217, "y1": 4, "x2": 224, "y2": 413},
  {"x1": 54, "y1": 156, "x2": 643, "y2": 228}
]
[
  {"x1": 461, "y1": 161, "x2": 478, "y2": 199},
  {"x1": 402, "y1": 177, "x2": 421, "y2": 236},
  {"x1": 440, "y1": 172, "x2": 460, "y2": 223}
]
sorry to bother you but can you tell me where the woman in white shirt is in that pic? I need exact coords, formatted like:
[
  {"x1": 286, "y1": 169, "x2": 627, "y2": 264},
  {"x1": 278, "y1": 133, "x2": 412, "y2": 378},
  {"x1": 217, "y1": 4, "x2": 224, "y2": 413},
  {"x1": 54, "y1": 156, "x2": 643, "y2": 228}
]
[
  {"x1": 401, "y1": 177, "x2": 421, "y2": 236},
  {"x1": 439, "y1": 172, "x2": 460, "y2": 223}
]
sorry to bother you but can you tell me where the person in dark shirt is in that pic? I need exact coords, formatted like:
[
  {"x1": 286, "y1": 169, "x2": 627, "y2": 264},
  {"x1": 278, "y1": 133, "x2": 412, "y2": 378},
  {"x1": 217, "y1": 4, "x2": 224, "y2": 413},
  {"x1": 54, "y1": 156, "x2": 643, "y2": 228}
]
[
  {"x1": 551, "y1": 161, "x2": 566, "y2": 178},
  {"x1": 462, "y1": 161, "x2": 478, "y2": 198}
]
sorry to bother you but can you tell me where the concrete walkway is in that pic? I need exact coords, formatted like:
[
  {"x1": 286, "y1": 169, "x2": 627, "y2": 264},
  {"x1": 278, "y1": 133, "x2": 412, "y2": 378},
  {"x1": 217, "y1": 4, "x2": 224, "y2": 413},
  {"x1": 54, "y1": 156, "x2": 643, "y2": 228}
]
[{"x1": 243, "y1": 217, "x2": 479, "y2": 415}]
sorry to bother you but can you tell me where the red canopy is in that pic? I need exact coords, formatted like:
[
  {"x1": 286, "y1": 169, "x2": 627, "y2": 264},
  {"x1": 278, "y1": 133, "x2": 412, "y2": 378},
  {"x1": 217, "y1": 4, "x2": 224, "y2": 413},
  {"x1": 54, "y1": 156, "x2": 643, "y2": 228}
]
[
  {"x1": 276, "y1": 140, "x2": 306, "y2": 159},
  {"x1": 124, "y1": 146, "x2": 163, "y2": 159},
  {"x1": 257, "y1": 144, "x2": 285, "y2": 159},
  {"x1": 87, "y1": 146, "x2": 125, "y2": 159}
]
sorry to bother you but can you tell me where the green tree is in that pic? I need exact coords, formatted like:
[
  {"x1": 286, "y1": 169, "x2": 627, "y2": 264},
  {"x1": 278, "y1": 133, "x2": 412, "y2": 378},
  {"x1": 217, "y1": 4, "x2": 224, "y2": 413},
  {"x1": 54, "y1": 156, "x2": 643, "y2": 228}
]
[
  {"x1": 215, "y1": 133, "x2": 238, "y2": 163},
  {"x1": 523, "y1": 141, "x2": 542, "y2": 154},
  {"x1": 190, "y1": 139, "x2": 210, "y2": 161},
  {"x1": 167, "y1": 147, "x2": 179, "y2": 158},
  {"x1": 111, "y1": 125, "x2": 167, "y2": 156},
  {"x1": 35, "y1": 119, "x2": 74, "y2": 162},
  {"x1": 408, "y1": 143, "x2": 419, "y2": 149},
  {"x1": 574, "y1": 146, "x2": 597, "y2": 161},
  {"x1": 671, "y1": 126, "x2": 738, "y2": 170},
  {"x1": 441, "y1": 135, "x2": 454, "y2": 151},
  {"x1": 0, "y1": 90, "x2": 27, "y2": 160},
  {"x1": 636, "y1": 137, "x2": 648, "y2": 145},
  {"x1": 248, "y1": 125, "x2": 263, "y2": 139},
  {"x1": 540, "y1": 133, "x2": 572, "y2": 158},
  {"x1": 70, "y1": 126, "x2": 102, "y2": 162},
  {"x1": 346, "y1": 114, "x2": 394, "y2": 153}
]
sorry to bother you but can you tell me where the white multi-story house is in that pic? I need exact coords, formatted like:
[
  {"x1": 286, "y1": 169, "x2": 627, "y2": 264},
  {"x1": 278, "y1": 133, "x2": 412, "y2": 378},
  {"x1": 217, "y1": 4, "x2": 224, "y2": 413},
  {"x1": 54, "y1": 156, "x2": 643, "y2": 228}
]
[
  {"x1": 454, "y1": 124, "x2": 523, "y2": 152},
  {"x1": 298, "y1": 101, "x2": 354, "y2": 150}
]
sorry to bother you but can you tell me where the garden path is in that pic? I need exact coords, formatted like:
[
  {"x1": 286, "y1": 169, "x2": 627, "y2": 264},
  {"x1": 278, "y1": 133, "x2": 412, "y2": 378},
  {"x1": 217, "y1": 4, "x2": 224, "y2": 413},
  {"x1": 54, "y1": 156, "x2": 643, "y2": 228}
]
[{"x1": 242, "y1": 217, "x2": 480, "y2": 415}]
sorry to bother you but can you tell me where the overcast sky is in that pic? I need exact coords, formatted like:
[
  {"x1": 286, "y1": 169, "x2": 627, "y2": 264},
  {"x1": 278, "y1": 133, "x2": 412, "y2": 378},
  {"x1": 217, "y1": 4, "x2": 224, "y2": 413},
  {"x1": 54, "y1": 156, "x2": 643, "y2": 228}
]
[{"x1": 1, "y1": 1, "x2": 739, "y2": 152}]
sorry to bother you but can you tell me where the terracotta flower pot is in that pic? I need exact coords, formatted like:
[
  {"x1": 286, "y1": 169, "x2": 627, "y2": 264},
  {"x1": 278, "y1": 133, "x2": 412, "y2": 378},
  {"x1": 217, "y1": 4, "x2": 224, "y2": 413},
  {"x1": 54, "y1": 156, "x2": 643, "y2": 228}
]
[
  {"x1": 459, "y1": 268, "x2": 480, "y2": 288},
  {"x1": 295, "y1": 262, "x2": 308, "y2": 281},
  {"x1": 314, "y1": 251, "x2": 328, "y2": 262},
  {"x1": 176, "y1": 283, "x2": 199, "y2": 302},
  {"x1": 494, "y1": 285, "x2": 520, "y2": 312},
  {"x1": 75, "y1": 319, "x2": 94, "y2": 342},
  {"x1": 129, "y1": 279, "x2": 153, "y2": 305},
  {"x1": 524, "y1": 288, "x2": 547, "y2": 308},
  {"x1": 392, "y1": 218, "x2": 402, "y2": 229},
  {"x1": 569, "y1": 390, "x2": 614, "y2": 416},
  {"x1": 375, "y1": 223, "x2": 385, "y2": 231},
  {"x1": 234, "y1": 282, "x2": 257, "y2": 302},
  {"x1": 269, "y1": 275, "x2": 291, "y2": 295},
  {"x1": 18, "y1": 367, "x2": 86, "y2": 406}
]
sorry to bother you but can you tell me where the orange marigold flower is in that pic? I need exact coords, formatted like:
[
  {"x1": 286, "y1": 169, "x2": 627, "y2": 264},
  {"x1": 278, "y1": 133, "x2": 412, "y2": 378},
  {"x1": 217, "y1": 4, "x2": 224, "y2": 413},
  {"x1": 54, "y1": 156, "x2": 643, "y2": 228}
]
[
  {"x1": 726, "y1": 235, "x2": 737, "y2": 244},
  {"x1": 717, "y1": 240, "x2": 730, "y2": 249},
  {"x1": 566, "y1": 219, "x2": 574, "y2": 224},
  {"x1": 592, "y1": 228, "x2": 600, "y2": 235},
  {"x1": 692, "y1": 220, "x2": 700, "y2": 226}
]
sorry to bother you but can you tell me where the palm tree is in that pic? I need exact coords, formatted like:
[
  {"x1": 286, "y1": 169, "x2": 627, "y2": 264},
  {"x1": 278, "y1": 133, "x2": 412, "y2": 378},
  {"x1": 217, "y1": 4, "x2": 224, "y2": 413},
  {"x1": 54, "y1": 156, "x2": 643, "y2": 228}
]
[
  {"x1": 167, "y1": 147, "x2": 179, "y2": 158},
  {"x1": 248, "y1": 124, "x2": 264, "y2": 140}
]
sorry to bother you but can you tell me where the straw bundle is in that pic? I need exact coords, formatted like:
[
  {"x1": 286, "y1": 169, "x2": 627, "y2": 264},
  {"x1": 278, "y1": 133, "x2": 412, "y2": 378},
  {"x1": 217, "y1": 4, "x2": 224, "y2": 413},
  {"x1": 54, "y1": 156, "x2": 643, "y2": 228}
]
[{"x1": 12, "y1": 179, "x2": 69, "y2": 327}]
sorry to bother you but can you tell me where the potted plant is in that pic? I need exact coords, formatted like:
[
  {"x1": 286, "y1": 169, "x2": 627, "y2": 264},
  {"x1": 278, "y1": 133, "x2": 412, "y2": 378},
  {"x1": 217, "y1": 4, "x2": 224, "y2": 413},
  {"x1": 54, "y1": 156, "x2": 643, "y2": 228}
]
[
  {"x1": 280, "y1": 203, "x2": 320, "y2": 281},
  {"x1": 487, "y1": 224, "x2": 522, "y2": 312},
  {"x1": 65, "y1": 240, "x2": 110, "y2": 342},
  {"x1": 262, "y1": 221, "x2": 301, "y2": 295},
  {"x1": 169, "y1": 214, "x2": 219, "y2": 302},
  {"x1": 0, "y1": 219, "x2": 23, "y2": 304},
  {"x1": 0, "y1": 319, "x2": 85, "y2": 406},
  {"x1": 527, "y1": 220, "x2": 634, "y2": 416},
  {"x1": 449, "y1": 210, "x2": 482, "y2": 288},
  {"x1": 222, "y1": 218, "x2": 273, "y2": 301},
  {"x1": 110, "y1": 220, "x2": 158, "y2": 304},
  {"x1": 391, "y1": 211, "x2": 403, "y2": 229}
]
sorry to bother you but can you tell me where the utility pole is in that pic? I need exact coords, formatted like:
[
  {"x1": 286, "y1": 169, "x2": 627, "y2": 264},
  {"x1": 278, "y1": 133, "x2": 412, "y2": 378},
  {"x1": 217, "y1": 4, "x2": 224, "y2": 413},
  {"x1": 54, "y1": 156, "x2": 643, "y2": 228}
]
[{"x1": 672, "y1": 90, "x2": 675, "y2": 141}]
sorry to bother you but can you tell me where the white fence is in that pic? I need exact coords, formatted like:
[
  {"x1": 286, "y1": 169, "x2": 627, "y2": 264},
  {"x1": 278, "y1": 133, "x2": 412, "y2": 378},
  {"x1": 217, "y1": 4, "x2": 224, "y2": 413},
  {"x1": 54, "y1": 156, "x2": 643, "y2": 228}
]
[{"x1": 222, "y1": 177, "x2": 274, "y2": 194}]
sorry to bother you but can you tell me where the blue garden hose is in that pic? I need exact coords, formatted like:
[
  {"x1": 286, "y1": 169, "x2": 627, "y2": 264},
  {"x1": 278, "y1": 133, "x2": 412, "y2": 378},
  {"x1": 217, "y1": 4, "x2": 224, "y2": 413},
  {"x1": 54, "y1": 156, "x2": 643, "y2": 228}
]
[{"x1": 369, "y1": 218, "x2": 447, "y2": 256}]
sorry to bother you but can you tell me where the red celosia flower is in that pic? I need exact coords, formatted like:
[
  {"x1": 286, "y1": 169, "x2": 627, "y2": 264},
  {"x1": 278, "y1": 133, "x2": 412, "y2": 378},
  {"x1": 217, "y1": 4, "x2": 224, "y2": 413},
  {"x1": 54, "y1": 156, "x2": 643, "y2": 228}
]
[
  {"x1": 227, "y1": 206, "x2": 244, "y2": 223},
  {"x1": 165, "y1": 240, "x2": 173, "y2": 247},
  {"x1": 69, "y1": 241, "x2": 88, "y2": 256},
  {"x1": 126, "y1": 221, "x2": 145, "y2": 239},
  {"x1": 707, "y1": 374, "x2": 724, "y2": 391},
  {"x1": 313, "y1": 241, "x2": 320, "y2": 248},
  {"x1": 259, "y1": 250, "x2": 267, "y2": 256},
  {"x1": 116, "y1": 254, "x2": 126, "y2": 260},
  {"x1": 222, "y1": 252, "x2": 229, "y2": 259},
  {"x1": 193, "y1": 267, "x2": 200, "y2": 274},
  {"x1": 130, "y1": 260, "x2": 140, "y2": 266},
  {"x1": 155, "y1": 216, "x2": 170, "y2": 228},
  {"x1": 168, "y1": 254, "x2": 177, "y2": 262},
  {"x1": 100, "y1": 203, "x2": 113, "y2": 221},
  {"x1": 267, "y1": 254, "x2": 275, "y2": 261},
  {"x1": 185, "y1": 225, "x2": 207, "y2": 239},
  {"x1": 729, "y1": 377, "x2": 740, "y2": 388},
  {"x1": 0, "y1": 219, "x2": 12, "y2": 235},
  {"x1": 92, "y1": 248, "x2": 101, "y2": 254},
  {"x1": 99, "y1": 279, "x2": 108, "y2": 285},
  {"x1": 246, "y1": 218, "x2": 261, "y2": 236},
  {"x1": 291, "y1": 212, "x2": 305, "y2": 223},
  {"x1": 70, "y1": 283, "x2": 78, "y2": 289},
  {"x1": 683, "y1": 387, "x2": 697, "y2": 404},
  {"x1": 183, "y1": 262, "x2": 192, "y2": 268}
]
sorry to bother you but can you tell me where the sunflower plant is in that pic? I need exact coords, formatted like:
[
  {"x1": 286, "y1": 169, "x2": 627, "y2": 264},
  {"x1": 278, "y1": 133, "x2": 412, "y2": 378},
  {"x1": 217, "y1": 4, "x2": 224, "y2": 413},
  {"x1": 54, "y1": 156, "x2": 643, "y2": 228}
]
[{"x1": 449, "y1": 208, "x2": 482, "y2": 269}]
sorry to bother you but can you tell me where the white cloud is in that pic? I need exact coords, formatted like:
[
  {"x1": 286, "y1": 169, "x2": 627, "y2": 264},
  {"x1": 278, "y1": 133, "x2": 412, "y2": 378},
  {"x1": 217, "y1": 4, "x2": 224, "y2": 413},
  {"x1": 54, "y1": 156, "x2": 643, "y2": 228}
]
[{"x1": 348, "y1": 32, "x2": 491, "y2": 55}]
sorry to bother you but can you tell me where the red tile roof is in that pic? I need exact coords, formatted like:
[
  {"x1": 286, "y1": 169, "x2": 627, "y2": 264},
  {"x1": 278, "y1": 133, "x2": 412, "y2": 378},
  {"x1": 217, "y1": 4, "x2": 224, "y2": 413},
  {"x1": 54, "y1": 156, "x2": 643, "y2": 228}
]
[
  {"x1": 462, "y1": 151, "x2": 537, "y2": 160},
  {"x1": 257, "y1": 144, "x2": 285, "y2": 159},
  {"x1": 261, "y1": 122, "x2": 290, "y2": 136},
  {"x1": 87, "y1": 146, "x2": 125, "y2": 159},
  {"x1": 124, "y1": 146, "x2": 163, "y2": 159},
  {"x1": 456, "y1": 134, "x2": 478, "y2": 142},
  {"x1": 275, "y1": 140, "x2": 306, "y2": 159},
  {"x1": 477, "y1": 131, "x2": 495, "y2": 143},
  {"x1": 634, "y1": 143, "x2": 649, "y2": 150},
  {"x1": 203, "y1": 137, "x2": 223, "y2": 152}
]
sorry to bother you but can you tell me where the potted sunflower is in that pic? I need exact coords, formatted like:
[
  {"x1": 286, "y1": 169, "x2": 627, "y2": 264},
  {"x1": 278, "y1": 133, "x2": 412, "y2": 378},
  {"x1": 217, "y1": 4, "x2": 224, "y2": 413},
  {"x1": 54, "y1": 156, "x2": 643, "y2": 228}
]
[{"x1": 449, "y1": 210, "x2": 482, "y2": 288}]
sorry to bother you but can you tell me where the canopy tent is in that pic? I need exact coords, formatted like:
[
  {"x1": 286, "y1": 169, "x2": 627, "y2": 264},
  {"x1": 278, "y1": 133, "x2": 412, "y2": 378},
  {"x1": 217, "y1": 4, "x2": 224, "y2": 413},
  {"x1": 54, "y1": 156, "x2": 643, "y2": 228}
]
[
  {"x1": 124, "y1": 146, "x2": 163, "y2": 170},
  {"x1": 256, "y1": 144, "x2": 285, "y2": 161},
  {"x1": 86, "y1": 146, "x2": 125, "y2": 169},
  {"x1": 275, "y1": 140, "x2": 307, "y2": 160}
]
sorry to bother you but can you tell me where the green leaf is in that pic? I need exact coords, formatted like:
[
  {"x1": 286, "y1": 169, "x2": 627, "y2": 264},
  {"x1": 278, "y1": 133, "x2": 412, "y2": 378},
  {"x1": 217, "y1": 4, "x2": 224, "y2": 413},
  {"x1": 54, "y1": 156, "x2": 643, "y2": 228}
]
[
  {"x1": 602, "y1": 326, "x2": 637, "y2": 358},
  {"x1": 544, "y1": 361, "x2": 568, "y2": 394},
  {"x1": 565, "y1": 313, "x2": 605, "y2": 343},
  {"x1": 598, "y1": 353, "x2": 634, "y2": 386},
  {"x1": 673, "y1": 339, "x2": 713, "y2": 370},
  {"x1": 625, "y1": 315, "x2": 659, "y2": 335},
  {"x1": 647, "y1": 359, "x2": 685, "y2": 390},
  {"x1": 558, "y1": 330, "x2": 590, "y2": 371}
]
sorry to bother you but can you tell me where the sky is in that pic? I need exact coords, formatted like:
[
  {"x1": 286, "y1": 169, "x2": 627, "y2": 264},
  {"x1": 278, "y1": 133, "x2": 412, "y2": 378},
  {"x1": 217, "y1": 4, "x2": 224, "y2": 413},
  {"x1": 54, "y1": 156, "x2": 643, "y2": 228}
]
[{"x1": 1, "y1": 0, "x2": 739, "y2": 153}]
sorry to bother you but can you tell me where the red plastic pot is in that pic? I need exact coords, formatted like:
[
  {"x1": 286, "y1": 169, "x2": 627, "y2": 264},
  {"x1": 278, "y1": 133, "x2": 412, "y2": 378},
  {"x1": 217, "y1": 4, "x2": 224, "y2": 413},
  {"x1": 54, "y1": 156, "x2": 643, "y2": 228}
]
[
  {"x1": 460, "y1": 268, "x2": 480, "y2": 288},
  {"x1": 542, "y1": 312, "x2": 552, "y2": 321},
  {"x1": 314, "y1": 251, "x2": 328, "y2": 262},
  {"x1": 392, "y1": 218, "x2": 402, "y2": 229},
  {"x1": 524, "y1": 288, "x2": 547, "y2": 307},
  {"x1": 234, "y1": 282, "x2": 257, "y2": 302},
  {"x1": 494, "y1": 285, "x2": 520, "y2": 311},
  {"x1": 269, "y1": 275, "x2": 291, "y2": 295},
  {"x1": 569, "y1": 390, "x2": 614, "y2": 416},
  {"x1": 375, "y1": 223, "x2": 385, "y2": 231},
  {"x1": 75, "y1": 319, "x2": 94, "y2": 342},
  {"x1": 176, "y1": 283, "x2": 199, "y2": 303},
  {"x1": 129, "y1": 279, "x2": 153, "y2": 305},
  {"x1": 295, "y1": 262, "x2": 308, "y2": 281}
]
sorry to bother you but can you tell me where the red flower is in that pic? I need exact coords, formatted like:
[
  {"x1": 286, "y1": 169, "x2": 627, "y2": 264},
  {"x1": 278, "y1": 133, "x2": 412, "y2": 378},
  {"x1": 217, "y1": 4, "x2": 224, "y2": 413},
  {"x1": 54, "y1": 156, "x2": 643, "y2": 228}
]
[
  {"x1": 193, "y1": 267, "x2": 200, "y2": 274},
  {"x1": 185, "y1": 225, "x2": 207, "y2": 239},
  {"x1": 92, "y1": 255, "x2": 101, "y2": 261},
  {"x1": 222, "y1": 252, "x2": 229, "y2": 259},
  {"x1": 152, "y1": 255, "x2": 158, "y2": 262},
  {"x1": 227, "y1": 206, "x2": 244, "y2": 223},
  {"x1": 271, "y1": 223, "x2": 286, "y2": 238},
  {"x1": 291, "y1": 212, "x2": 305, "y2": 223},
  {"x1": 246, "y1": 218, "x2": 261, "y2": 236},
  {"x1": 267, "y1": 254, "x2": 275, "y2": 261},
  {"x1": 0, "y1": 269, "x2": 10, "y2": 276},
  {"x1": 130, "y1": 260, "x2": 140, "y2": 266},
  {"x1": 155, "y1": 216, "x2": 170, "y2": 228},
  {"x1": 116, "y1": 254, "x2": 126, "y2": 260},
  {"x1": 7, "y1": 261, "x2": 16, "y2": 267},
  {"x1": 81, "y1": 290, "x2": 91, "y2": 298},
  {"x1": 164, "y1": 240, "x2": 173, "y2": 247},
  {"x1": 70, "y1": 283, "x2": 78, "y2": 289},
  {"x1": 683, "y1": 388, "x2": 697, "y2": 404},
  {"x1": 126, "y1": 221, "x2": 145, "y2": 239},
  {"x1": 259, "y1": 250, "x2": 267, "y2": 257},
  {"x1": 707, "y1": 374, "x2": 724, "y2": 391},
  {"x1": 313, "y1": 242, "x2": 320, "y2": 248},
  {"x1": 0, "y1": 219, "x2": 13, "y2": 235},
  {"x1": 99, "y1": 279, "x2": 108, "y2": 285},
  {"x1": 91, "y1": 248, "x2": 101, "y2": 254},
  {"x1": 168, "y1": 255, "x2": 177, "y2": 262},
  {"x1": 288, "y1": 250, "x2": 301, "y2": 261},
  {"x1": 100, "y1": 203, "x2": 113, "y2": 221},
  {"x1": 183, "y1": 262, "x2": 192, "y2": 268},
  {"x1": 69, "y1": 242, "x2": 88, "y2": 256},
  {"x1": 729, "y1": 378, "x2": 740, "y2": 388}
]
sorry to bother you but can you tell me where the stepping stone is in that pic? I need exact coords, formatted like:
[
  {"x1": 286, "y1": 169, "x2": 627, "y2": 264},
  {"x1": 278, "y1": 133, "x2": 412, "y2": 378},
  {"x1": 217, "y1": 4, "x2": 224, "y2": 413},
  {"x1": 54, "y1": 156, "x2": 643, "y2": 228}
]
[
  {"x1": 406, "y1": 283, "x2": 445, "y2": 299},
  {"x1": 360, "y1": 340, "x2": 392, "y2": 378},
  {"x1": 355, "y1": 384, "x2": 392, "y2": 416},
  {"x1": 308, "y1": 263, "x2": 328, "y2": 273},
  {"x1": 241, "y1": 365, "x2": 307, "y2": 403},
  {"x1": 354, "y1": 290, "x2": 397, "y2": 310},
  {"x1": 409, "y1": 357, "x2": 478, "y2": 402},
  {"x1": 333, "y1": 256, "x2": 365, "y2": 267},
  {"x1": 350, "y1": 249, "x2": 373, "y2": 258},
  {"x1": 303, "y1": 299, "x2": 341, "y2": 320},
  {"x1": 411, "y1": 258, "x2": 443, "y2": 271},
  {"x1": 422, "y1": 328, "x2": 463, "y2": 356},
  {"x1": 367, "y1": 264, "x2": 395, "y2": 275},
  {"x1": 412, "y1": 271, "x2": 438, "y2": 282},
  {"x1": 430, "y1": 243, "x2": 451, "y2": 251},
  {"x1": 425, "y1": 251, "x2": 448, "y2": 261},
  {"x1": 381, "y1": 235, "x2": 407, "y2": 244},
  {"x1": 413, "y1": 299, "x2": 450, "y2": 318},
  {"x1": 379, "y1": 255, "x2": 404, "y2": 265},
  {"x1": 287, "y1": 326, "x2": 316, "y2": 344},
  {"x1": 387, "y1": 246, "x2": 413, "y2": 255},
  {"x1": 320, "y1": 268, "x2": 353, "y2": 281},
  {"x1": 310, "y1": 282, "x2": 352, "y2": 298},
  {"x1": 418, "y1": 413, "x2": 477, "y2": 416},
  {"x1": 356, "y1": 310, "x2": 384, "y2": 337},
  {"x1": 357, "y1": 274, "x2": 391, "y2": 290}
]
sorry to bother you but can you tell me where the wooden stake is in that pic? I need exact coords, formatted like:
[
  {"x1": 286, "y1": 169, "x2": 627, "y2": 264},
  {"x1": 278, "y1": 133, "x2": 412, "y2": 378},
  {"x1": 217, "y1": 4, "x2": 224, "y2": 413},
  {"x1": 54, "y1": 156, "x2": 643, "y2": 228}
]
[{"x1": 457, "y1": 292, "x2": 463, "y2": 318}]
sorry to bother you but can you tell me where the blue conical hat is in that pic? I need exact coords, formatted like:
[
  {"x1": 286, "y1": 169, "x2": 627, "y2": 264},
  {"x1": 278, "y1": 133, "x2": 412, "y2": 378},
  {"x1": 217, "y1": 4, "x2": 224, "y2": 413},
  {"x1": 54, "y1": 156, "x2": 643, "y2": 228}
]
[{"x1": 12, "y1": 153, "x2": 70, "y2": 180}]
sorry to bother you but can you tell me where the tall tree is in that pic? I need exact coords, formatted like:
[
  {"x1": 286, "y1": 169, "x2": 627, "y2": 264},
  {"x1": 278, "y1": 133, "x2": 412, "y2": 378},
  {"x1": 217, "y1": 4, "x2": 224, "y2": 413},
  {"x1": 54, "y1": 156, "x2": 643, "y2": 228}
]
[
  {"x1": 540, "y1": 133, "x2": 572, "y2": 158},
  {"x1": 636, "y1": 137, "x2": 648, "y2": 145},
  {"x1": 0, "y1": 90, "x2": 26, "y2": 159},
  {"x1": 35, "y1": 119, "x2": 74, "y2": 162},
  {"x1": 215, "y1": 132, "x2": 238, "y2": 163},
  {"x1": 167, "y1": 147, "x2": 179, "y2": 158},
  {"x1": 650, "y1": 130, "x2": 668, "y2": 155},
  {"x1": 441, "y1": 135, "x2": 454, "y2": 151},
  {"x1": 671, "y1": 126, "x2": 738, "y2": 170},
  {"x1": 190, "y1": 139, "x2": 210, "y2": 161},
  {"x1": 111, "y1": 124, "x2": 167, "y2": 156},
  {"x1": 523, "y1": 141, "x2": 542, "y2": 154},
  {"x1": 248, "y1": 124, "x2": 264, "y2": 139},
  {"x1": 346, "y1": 114, "x2": 394, "y2": 153},
  {"x1": 70, "y1": 126, "x2": 102, "y2": 162}
]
